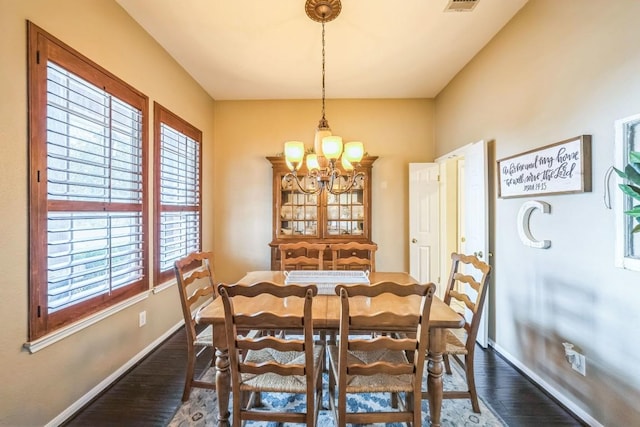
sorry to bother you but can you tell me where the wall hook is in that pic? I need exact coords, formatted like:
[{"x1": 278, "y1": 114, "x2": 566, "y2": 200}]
[{"x1": 604, "y1": 165, "x2": 614, "y2": 209}]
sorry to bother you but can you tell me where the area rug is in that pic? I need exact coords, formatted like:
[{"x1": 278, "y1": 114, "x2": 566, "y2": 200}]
[{"x1": 169, "y1": 364, "x2": 507, "y2": 427}]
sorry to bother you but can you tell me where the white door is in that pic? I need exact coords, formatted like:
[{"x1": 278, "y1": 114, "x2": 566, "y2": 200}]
[
  {"x1": 409, "y1": 163, "x2": 440, "y2": 290},
  {"x1": 461, "y1": 140, "x2": 489, "y2": 348},
  {"x1": 436, "y1": 140, "x2": 490, "y2": 348}
]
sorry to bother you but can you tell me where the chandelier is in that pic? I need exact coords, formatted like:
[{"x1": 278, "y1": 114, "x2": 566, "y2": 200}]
[{"x1": 283, "y1": 0, "x2": 365, "y2": 195}]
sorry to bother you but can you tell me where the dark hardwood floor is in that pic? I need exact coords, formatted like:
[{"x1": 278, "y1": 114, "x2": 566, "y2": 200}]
[
  {"x1": 63, "y1": 327, "x2": 586, "y2": 426},
  {"x1": 472, "y1": 347, "x2": 585, "y2": 427}
]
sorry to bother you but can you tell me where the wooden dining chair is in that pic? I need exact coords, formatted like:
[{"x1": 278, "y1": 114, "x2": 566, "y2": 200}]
[
  {"x1": 279, "y1": 242, "x2": 327, "y2": 270},
  {"x1": 330, "y1": 242, "x2": 377, "y2": 271},
  {"x1": 218, "y1": 281, "x2": 325, "y2": 427},
  {"x1": 174, "y1": 251, "x2": 217, "y2": 401},
  {"x1": 435, "y1": 252, "x2": 491, "y2": 413},
  {"x1": 327, "y1": 281, "x2": 436, "y2": 427}
]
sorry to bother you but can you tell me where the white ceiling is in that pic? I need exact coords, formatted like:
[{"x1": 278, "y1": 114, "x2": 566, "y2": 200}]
[{"x1": 115, "y1": 0, "x2": 528, "y2": 100}]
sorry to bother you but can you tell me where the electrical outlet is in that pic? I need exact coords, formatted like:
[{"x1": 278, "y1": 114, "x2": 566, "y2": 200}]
[
  {"x1": 562, "y1": 342, "x2": 586, "y2": 376},
  {"x1": 139, "y1": 310, "x2": 146, "y2": 327},
  {"x1": 571, "y1": 352, "x2": 586, "y2": 376}
]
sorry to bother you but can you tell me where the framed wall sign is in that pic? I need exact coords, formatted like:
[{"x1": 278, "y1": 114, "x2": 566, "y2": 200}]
[{"x1": 497, "y1": 135, "x2": 592, "y2": 198}]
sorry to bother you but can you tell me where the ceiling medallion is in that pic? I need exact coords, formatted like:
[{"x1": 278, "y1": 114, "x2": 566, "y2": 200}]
[{"x1": 305, "y1": 0, "x2": 342, "y2": 23}]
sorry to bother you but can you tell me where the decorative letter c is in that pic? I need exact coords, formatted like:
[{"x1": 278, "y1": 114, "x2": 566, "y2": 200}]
[{"x1": 517, "y1": 201, "x2": 551, "y2": 249}]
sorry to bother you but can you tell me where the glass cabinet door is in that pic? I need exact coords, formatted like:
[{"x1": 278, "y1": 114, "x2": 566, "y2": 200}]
[
  {"x1": 325, "y1": 176, "x2": 365, "y2": 237},
  {"x1": 279, "y1": 176, "x2": 319, "y2": 237}
]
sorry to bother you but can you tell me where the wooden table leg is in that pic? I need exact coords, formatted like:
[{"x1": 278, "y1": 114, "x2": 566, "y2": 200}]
[
  {"x1": 427, "y1": 328, "x2": 444, "y2": 427},
  {"x1": 215, "y1": 347, "x2": 231, "y2": 427}
]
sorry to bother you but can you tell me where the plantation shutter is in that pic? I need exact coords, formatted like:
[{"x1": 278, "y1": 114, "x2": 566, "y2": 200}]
[
  {"x1": 155, "y1": 104, "x2": 202, "y2": 284},
  {"x1": 28, "y1": 22, "x2": 149, "y2": 339},
  {"x1": 46, "y1": 62, "x2": 145, "y2": 313}
]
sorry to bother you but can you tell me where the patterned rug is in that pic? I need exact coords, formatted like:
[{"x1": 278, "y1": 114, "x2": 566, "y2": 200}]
[{"x1": 169, "y1": 360, "x2": 506, "y2": 427}]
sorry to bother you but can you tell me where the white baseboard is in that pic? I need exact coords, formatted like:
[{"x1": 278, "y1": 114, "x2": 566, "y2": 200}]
[
  {"x1": 47, "y1": 320, "x2": 184, "y2": 427},
  {"x1": 489, "y1": 340, "x2": 602, "y2": 427}
]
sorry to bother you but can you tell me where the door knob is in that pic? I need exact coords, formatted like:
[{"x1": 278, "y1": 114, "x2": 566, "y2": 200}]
[{"x1": 411, "y1": 238, "x2": 417, "y2": 244}]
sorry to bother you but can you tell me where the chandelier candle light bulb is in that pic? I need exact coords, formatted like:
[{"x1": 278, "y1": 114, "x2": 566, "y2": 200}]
[
  {"x1": 306, "y1": 153, "x2": 321, "y2": 171},
  {"x1": 284, "y1": 141, "x2": 305, "y2": 170},
  {"x1": 314, "y1": 127, "x2": 332, "y2": 154},
  {"x1": 341, "y1": 156, "x2": 354, "y2": 172},
  {"x1": 344, "y1": 141, "x2": 364, "y2": 163},
  {"x1": 321, "y1": 136, "x2": 343, "y2": 160}
]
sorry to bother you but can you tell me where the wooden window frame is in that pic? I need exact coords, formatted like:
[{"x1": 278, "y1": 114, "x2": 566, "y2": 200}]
[
  {"x1": 153, "y1": 103, "x2": 203, "y2": 285},
  {"x1": 27, "y1": 22, "x2": 149, "y2": 340}
]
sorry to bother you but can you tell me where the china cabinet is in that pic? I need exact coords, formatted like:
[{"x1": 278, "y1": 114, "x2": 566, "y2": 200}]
[{"x1": 267, "y1": 156, "x2": 377, "y2": 270}]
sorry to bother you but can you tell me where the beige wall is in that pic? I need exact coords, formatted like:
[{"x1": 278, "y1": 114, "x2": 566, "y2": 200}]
[
  {"x1": 0, "y1": 2, "x2": 434, "y2": 425},
  {"x1": 436, "y1": 0, "x2": 640, "y2": 425},
  {"x1": 0, "y1": 1, "x2": 216, "y2": 425},
  {"x1": 212, "y1": 99, "x2": 435, "y2": 282}
]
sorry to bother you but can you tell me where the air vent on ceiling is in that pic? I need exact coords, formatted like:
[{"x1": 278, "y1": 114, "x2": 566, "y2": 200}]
[{"x1": 444, "y1": 0, "x2": 479, "y2": 12}]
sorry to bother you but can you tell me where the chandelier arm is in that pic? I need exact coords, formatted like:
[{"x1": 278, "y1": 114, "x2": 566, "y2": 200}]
[
  {"x1": 326, "y1": 171, "x2": 365, "y2": 195},
  {"x1": 325, "y1": 167, "x2": 340, "y2": 193},
  {"x1": 284, "y1": 172, "x2": 323, "y2": 195}
]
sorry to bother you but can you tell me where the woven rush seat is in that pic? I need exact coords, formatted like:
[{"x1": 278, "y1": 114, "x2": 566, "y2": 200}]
[
  {"x1": 240, "y1": 345, "x2": 324, "y2": 393},
  {"x1": 193, "y1": 325, "x2": 213, "y2": 346},
  {"x1": 444, "y1": 327, "x2": 468, "y2": 354},
  {"x1": 327, "y1": 346, "x2": 413, "y2": 393}
]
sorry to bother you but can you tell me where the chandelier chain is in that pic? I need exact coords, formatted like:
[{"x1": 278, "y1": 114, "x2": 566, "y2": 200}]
[{"x1": 321, "y1": 20, "x2": 326, "y2": 121}]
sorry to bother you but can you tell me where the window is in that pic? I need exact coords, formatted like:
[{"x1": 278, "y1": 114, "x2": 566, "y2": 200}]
[
  {"x1": 28, "y1": 23, "x2": 149, "y2": 340},
  {"x1": 615, "y1": 113, "x2": 640, "y2": 271},
  {"x1": 154, "y1": 103, "x2": 202, "y2": 285}
]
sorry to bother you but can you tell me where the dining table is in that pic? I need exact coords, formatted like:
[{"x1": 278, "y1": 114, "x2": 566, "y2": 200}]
[{"x1": 196, "y1": 270, "x2": 465, "y2": 427}]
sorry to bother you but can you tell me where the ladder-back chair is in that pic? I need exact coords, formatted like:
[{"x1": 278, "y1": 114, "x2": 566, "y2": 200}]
[
  {"x1": 327, "y1": 281, "x2": 436, "y2": 426},
  {"x1": 174, "y1": 251, "x2": 217, "y2": 401},
  {"x1": 433, "y1": 252, "x2": 491, "y2": 413},
  {"x1": 279, "y1": 242, "x2": 327, "y2": 270},
  {"x1": 330, "y1": 242, "x2": 377, "y2": 271},
  {"x1": 218, "y1": 281, "x2": 325, "y2": 427}
]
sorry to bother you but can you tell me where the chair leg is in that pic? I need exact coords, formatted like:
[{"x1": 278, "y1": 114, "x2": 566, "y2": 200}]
[
  {"x1": 314, "y1": 383, "x2": 322, "y2": 426},
  {"x1": 338, "y1": 391, "x2": 347, "y2": 427},
  {"x1": 182, "y1": 346, "x2": 196, "y2": 402},
  {"x1": 412, "y1": 391, "x2": 422, "y2": 427},
  {"x1": 233, "y1": 391, "x2": 241, "y2": 427},
  {"x1": 306, "y1": 391, "x2": 314, "y2": 427},
  {"x1": 465, "y1": 353, "x2": 480, "y2": 413},
  {"x1": 316, "y1": 367, "x2": 324, "y2": 410},
  {"x1": 329, "y1": 362, "x2": 335, "y2": 395},
  {"x1": 443, "y1": 353, "x2": 452, "y2": 375}
]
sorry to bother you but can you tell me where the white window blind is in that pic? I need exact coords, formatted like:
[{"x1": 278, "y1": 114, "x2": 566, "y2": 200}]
[
  {"x1": 45, "y1": 62, "x2": 144, "y2": 312},
  {"x1": 158, "y1": 122, "x2": 201, "y2": 273}
]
